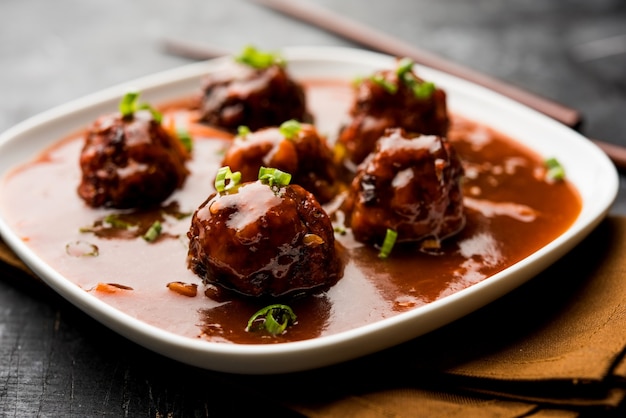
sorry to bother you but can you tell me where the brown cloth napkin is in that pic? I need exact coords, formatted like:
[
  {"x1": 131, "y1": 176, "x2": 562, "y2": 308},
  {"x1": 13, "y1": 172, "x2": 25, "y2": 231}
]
[{"x1": 3, "y1": 216, "x2": 626, "y2": 417}]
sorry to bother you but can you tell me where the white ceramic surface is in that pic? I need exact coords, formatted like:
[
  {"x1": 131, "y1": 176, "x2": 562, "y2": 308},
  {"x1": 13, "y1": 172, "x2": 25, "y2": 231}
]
[{"x1": 0, "y1": 47, "x2": 618, "y2": 374}]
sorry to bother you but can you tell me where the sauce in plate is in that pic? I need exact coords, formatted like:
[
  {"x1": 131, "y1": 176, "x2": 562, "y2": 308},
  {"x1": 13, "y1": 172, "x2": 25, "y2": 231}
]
[{"x1": 0, "y1": 80, "x2": 581, "y2": 344}]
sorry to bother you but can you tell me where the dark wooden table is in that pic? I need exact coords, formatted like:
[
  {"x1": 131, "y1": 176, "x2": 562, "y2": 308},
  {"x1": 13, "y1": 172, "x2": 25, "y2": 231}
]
[{"x1": 1, "y1": 0, "x2": 625, "y2": 416}]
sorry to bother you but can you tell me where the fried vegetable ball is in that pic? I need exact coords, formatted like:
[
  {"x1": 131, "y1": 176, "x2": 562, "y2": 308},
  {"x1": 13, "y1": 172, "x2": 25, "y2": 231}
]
[
  {"x1": 220, "y1": 121, "x2": 339, "y2": 204},
  {"x1": 199, "y1": 46, "x2": 311, "y2": 133},
  {"x1": 187, "y1": 169, "x2": 342, "y2": 298},
  {"x1": 338, "y1": 58, "x2": 449, "y2": 165},
  {"x1": 77, "y1": 93, "x2": 189, "y2": 208},
  {"x1": 348, "y1": 128, "x2": 465, "y2": 248}
]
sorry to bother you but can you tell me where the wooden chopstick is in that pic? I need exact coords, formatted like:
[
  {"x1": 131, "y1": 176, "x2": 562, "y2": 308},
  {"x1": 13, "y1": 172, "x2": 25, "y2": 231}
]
[
  {"x1": 589, "y1": 141, "x2": 626, "y2": 171},
  {"x1": 161, "y1": 38, "x2": 230, "y2": 62}
]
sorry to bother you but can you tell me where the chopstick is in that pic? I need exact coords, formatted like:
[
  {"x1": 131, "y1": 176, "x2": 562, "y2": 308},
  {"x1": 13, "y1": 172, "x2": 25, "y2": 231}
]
[
  {"x1": 248, "y1": 0, "x2": 626, "y2": 171},
  {"x1": 161, "y1": 38, "x2": 229, "y2": 62},
  {"x1": 591, "y1": 141, "x2": 626, "y2": 171}
]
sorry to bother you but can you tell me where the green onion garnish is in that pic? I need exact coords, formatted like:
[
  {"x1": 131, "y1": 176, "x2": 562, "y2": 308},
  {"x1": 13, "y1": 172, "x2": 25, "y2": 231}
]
[
  {"x1": 333, "y1": 225, "x2": 347, "y2": 235},
  {"x1": 119, "y1": 91, "x2": 140, "y2": 117},
  {"x1": 235, "y1": 45, "x2": 284, "y2": 69},
  {"x1": 545, "y1": 157, "x2": 565, "y2": 181},
  {"x1": 237, "y1": 125, "x2": 251, "y2": 138},
  {"x1": 176, "y1": 128, "x2": 193, "y2": 153},
  {"x1": 246, "y1": 304, "x2": 297, "y2": 335},
  {"x1": 137, "y1": 103, "x2": 162, "y2": 123},
  {"x1": 118, "y1": 91, "x2": 163, "y2": 122},
  {"x1": 396, "y1": 57, "x2": 414, "y2": 77},
  {"x1": 215, "y1": 166, "x2": 242, "y2": 193},
  {"x1": 378, "y1": 228, "x2": 398, "y2": 259},
  {"x1": 371, "y1": 74, "x2": 398, "y2": 94},
  {"x1": 142, "y1": 221, "x2": 162, "y2": 242},
  {"x1": 104, "y1": 214, "x2": 133, "y2": 229},
  {"x1": 401, "y1": 72, "x2": 435, "y2": 100},
  {"x1": 412, "y1": 81, "x2": 436, "y2": 99},
  {"x1": 258, "y1": 167, "x2": 292, "y2": 188},
  {"x1": 352, "y1": 76, "x2": 364, "y2": 87},
  {"x1": 279, "y1": 119, "x2": 301, "y2": 140},
  {"x1": 393, "y1": 58, "x2": 436, "y2": 100}
]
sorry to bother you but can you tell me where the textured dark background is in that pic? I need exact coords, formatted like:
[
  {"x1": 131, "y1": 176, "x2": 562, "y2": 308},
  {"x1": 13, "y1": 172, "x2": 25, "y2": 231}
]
[{"x1": 1, "y1": 0, "x2": 625, "y2": 416}]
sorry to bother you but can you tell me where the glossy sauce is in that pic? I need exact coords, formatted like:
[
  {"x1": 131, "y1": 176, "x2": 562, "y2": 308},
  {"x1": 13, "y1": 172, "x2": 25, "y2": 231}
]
[{"x1": 0, "y1": 80, "x2": 581, "y2": 344}]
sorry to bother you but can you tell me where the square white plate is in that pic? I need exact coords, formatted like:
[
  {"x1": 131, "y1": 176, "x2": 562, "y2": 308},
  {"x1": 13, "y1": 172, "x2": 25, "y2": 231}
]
[{"x1": 0, "y1": 47, "x2": 618, "y2": 374}]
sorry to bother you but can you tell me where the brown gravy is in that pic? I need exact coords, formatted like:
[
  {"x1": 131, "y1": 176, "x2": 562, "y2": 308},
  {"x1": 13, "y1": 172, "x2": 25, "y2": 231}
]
[{"x1": 0, "y1": 80, "x2": 581, "y2": 344}]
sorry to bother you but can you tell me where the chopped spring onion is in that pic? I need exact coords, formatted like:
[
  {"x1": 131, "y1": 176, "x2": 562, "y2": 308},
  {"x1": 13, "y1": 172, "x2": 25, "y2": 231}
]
[
  {"x1": 142, "y1": 221, "x2": 162, "y2": 242},
  {"x1": 378, "y1": 228, "x2": 398, "y2": 259},
  {"x1": 104, "y1": 213, "x2": 133, "y2": 229},
  {"x1": 137, "y1": 103, "x2": 162, "y2": 123},
  {"x1": 279, "y1": 119, "x2": 301, "y2": 139},
  {"x1": 176, "y1": 128, "x2": 193, "y2": 153},
  {"x1": 237, "y1": 125, "x2": 251, "y2": 138},
  {"x1": 545, "y1": 157, "x2": 565, "y2": 181},
  {"x1": 119, "y1": 91, "x2": 140, "y2": 117},
  {"x1": 246, "y1": 304, "x2": 297, "y2": 335},
  {"x1": 396, "y1": 57, "x2": 414, "y2": 77},
  {"x1": 333, "y1": 225, "x2": 347, "y2": 235},
  {"x1": 401, "y1": 73, "x2": 435, "y2": 100},
  {"x1": 412, "y1": 81, "x2": 436, "y2": 99},
  {"x1": 258, "y1": 166, "x2": 292, "y2": 188},
  {"x1": 235, "y1": 45, "x2": 284, "y2": 69},
  {"x1": 215, "y1": 166, "x2": 242, "y2": 193},
  {"x1": 393, "y1": 58, "x2": 436, "y2": 100},
  {"x1": 118, "y1": 91, "x2": 163, "y2": 122},
  {"x1": 371, "y1": 73, "x2": 398, "y2": 94},
  {"x1": 352, "y1": 76, "x2": 364, "y2": 87}
]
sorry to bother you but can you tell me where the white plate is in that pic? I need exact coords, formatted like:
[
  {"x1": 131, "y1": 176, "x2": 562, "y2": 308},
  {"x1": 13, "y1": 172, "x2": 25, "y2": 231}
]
[{"x1": 0, "y1": 46, "x2": 618, "y2": 374}]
